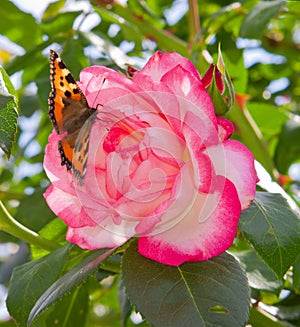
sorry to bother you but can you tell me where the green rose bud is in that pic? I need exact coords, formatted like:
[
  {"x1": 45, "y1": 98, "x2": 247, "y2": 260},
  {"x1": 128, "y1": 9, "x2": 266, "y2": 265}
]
[{"x1": 202, "y1": 47, "x2": 235, "y2": 116}]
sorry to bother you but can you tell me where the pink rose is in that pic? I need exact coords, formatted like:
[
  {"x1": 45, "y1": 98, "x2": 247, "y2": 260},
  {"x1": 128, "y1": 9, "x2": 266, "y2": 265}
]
[{"x1": 44, "y1": 51, "x2": 258, "y2": 266}]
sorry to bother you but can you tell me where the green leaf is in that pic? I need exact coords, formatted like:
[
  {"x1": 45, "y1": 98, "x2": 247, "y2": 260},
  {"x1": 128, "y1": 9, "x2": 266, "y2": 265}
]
[
  {"x1": 0, "y1": 93, "x2": 13, "y2": 108},
  {"x1": 0, "y1": 0, "x2": 41, "y2": 49},
  {"x1": 94, "y1": 5, "x2": 142, "y2": 45},
  {"x1": 271, "y1": 293, "x2": 300, "y2": 322},
  {"x1": 274, "y1": 119, "x2": 300, "y2": 173},
  {"x1": 287, "y1": 1, "x2": 300, "y2": 17},
  {"x1": 222, "y1": 49, "x2": 248, "y2": 94},
  {"x1": 293, "y1": 254, "x2": 300, "y2": 294},
  {"x1": 18, "y1": 95, "x2": 41, "y2": 117},
  {"x1": 122, "y1": 240, "x2": 250, "y2": 327},
  {"x1": 42, "y1": 0, "x2": 66, "y2": 21},
  {"x1": 31, "y1": 218, "x2": 67, "y2": 260},
  {"x1": 247, "y1": 102, "x2": 288, "y2": 139},
  {"x1": 248, "y1": 306, "x2": 288, "y2": 327},
  {"x1": 4, "y1": 42, "x2": 51, "y2": 76},
  {"x1": 239, "y1": 192, "x2": 300, "y2": 279},
  {"x1": 39, "y1": 218, "x2": 67, "y2": 240},
  {"x1": 28, "y1": 248, "x2": 115, "y2": 326},
  {"x1": 15, "y1": 189, "x2": 55, "y2": 232},
  {"x1": 0, "y1": 66, "x2": 18, "y2": 158},
  {"x1": 232, "y1": 249, "x2": 282, "y2": 293},
  {"x1": 58, "y1": 39, "x2": 89, "y2": 78},
  {"x1": 0, "y1": 65, "x2": 17, "y2": 107},
  {"x1": 21, "y1": 53, "x2": 47, "y2": 86},
  {"x1": 35, "y1": 62, "x2": 52, "y2": 110},
  {"x1": 118, "y1": 278, "x2": 132, "y2": 327},
  {"x1": 46, "y1": 284, "x2": 89, "y2": 327},
  {"x1": 200, "y1": 3, "x2": 243, "y2": 44},
  {"x1": 41, "y1": 11, "x2": 82, "y2": 36},
  {"x1": 239, "y1": 0, "x2": 287, "y2": 39},
  {"x1": 6, "y1": 244, "x2": 71, "y2": 327}
]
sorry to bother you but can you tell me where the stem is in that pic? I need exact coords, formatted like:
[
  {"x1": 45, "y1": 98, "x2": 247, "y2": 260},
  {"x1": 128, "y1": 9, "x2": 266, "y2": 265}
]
[
  {"x1": 188, "y1": 0, "x2": 201, "y2": 48},
  {"x1": 0, "y1": 201, "x2": 59, "y2": 251},
  {"x1": 227, "y1": 103, "x2": 275, "y2": 178},
  {"x1": 75, "y1": 11, "x2": 89, "y2": 32}
]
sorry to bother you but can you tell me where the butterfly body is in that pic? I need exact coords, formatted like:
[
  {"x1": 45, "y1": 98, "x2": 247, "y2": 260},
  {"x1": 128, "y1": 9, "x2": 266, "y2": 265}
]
[{"x1": 49, "y1": 49, "x2": 96, "y2": 182}]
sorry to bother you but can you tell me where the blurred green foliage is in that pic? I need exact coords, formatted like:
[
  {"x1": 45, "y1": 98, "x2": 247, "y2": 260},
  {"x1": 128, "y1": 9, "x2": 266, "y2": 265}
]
[{"x1": 0, "y1": 0, "x2": 300, "y2": 326}]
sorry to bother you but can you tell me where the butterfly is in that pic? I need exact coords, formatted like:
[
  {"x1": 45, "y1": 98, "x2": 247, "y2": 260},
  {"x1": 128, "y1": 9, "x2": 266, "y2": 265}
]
[{"x1": 48, "y1": 49, "x2": 97, "y2": 184}]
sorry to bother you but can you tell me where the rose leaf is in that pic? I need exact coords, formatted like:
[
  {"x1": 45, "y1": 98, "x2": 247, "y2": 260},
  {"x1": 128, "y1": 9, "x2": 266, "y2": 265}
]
[
  {"x1": 122, "y1": 239, "x2": 249, "y2": 327},
  {"x1": 6, "y1": 244, "x2": 71, "y2": 327},
  {"x1": 239, "y1": 192, "x2": 300, "y2": 279},
  {"x1": 0, "y1": 66, "x2": 18, "y2": 158}
]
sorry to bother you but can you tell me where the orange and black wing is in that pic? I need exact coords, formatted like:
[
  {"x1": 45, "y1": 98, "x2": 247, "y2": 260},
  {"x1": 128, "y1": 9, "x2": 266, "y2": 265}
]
[
  {"x1": 73, "y1": 115, "x2": 96, "y2": 184},
  {"x1": 49, "y1": 49, "x2": 89, "y2": 133},
  {"x1": 48, "y1": 49, "x2": 94, "y2": 173}
]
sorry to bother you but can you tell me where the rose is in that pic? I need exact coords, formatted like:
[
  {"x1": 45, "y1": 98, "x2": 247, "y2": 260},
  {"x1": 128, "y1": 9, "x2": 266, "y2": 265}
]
[{"x1": 44, "y1": 51, "x2": 258, "y2": 266}]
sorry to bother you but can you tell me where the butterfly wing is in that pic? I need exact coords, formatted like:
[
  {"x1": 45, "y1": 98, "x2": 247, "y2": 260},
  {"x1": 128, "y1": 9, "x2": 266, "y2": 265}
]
[
  {"x1": 49, "y1": 49, "x2": 95, "y2": 174},
  {"x1": 73, "y1": 114, "x2": 96, "y2": 184},
  {"x1": 49, "y1": 50, "x2": 89, "y2": 133},
  {"x1": 58, "y1": 136, "x2": 75, "y2": 171}
]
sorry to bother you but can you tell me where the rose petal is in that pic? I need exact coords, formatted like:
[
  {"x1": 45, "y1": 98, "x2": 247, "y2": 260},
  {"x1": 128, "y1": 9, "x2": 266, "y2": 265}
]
[
  {"x1": 43, "y1": 131, "x2": 75, "y2": 194},
  {"x1": 136, "y1": 51, "x2": 201, "y2": 83},
  {"x1": 138, "y1": 177, "x2": 241, "y2": 266},
  {"x1": 44, "y1": 185, "x2": 95, "y2": 228},
  {"x1": 161, "y1": 65, "x2": 217, "y2": 127},
  {"x1": 66, "y1": 224, "x2": 130, "y2": 249},
  {"x1": 217, "y1": 117, "x2": 234, "y2": 141},
  {"x1": 79, "y1": 66, "x2": 141, "y2": 109},
  {"x1": 135, "y1": 162, "x2": 194, "y2": 235},
  {"x1": 204, "y1": 140, "x2": 258, "y2": 209}
]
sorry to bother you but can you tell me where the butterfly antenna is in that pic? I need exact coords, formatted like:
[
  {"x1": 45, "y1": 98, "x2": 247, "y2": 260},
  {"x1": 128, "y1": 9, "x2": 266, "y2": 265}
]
[
  {"x1": 86, "y1": 76, "x2": 106, "y2": 110},
  {"x1": 86, "y1": 77, "x2": 118, "y2": 126}
]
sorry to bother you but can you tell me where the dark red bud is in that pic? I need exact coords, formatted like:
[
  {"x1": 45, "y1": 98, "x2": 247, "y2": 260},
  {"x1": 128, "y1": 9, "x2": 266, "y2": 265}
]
[
  {"x1": 214, "y1": 68, "x2": 224, "y2": 94},
  {"x1": 127, "y1": 65, "x2": 139, "y2": 77},
  {"x1": 202, "y1": 64, "x2": 214, "y2": 88}
]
